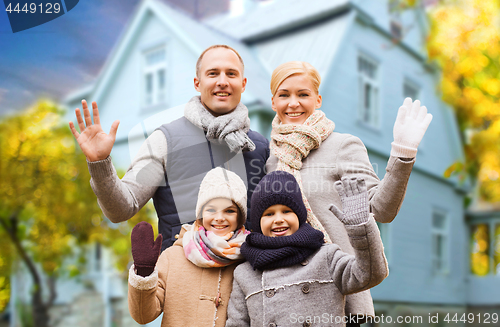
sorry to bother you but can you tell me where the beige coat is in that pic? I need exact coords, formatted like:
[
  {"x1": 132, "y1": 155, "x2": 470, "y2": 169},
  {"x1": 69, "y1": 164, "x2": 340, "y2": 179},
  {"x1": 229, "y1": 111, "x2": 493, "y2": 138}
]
[
  {"x1": 267, "y1": 132, "x2": 415, "y2": 319},
  {"x1": 128, "y1": 227, "x2": 237, "y2": 327}
]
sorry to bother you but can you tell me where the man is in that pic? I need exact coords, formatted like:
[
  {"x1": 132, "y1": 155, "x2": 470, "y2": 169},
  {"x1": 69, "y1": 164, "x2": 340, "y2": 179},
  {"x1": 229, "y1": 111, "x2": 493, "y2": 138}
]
[{"x1": 69, "y1": 45, "x2": 269, "y2": 250}]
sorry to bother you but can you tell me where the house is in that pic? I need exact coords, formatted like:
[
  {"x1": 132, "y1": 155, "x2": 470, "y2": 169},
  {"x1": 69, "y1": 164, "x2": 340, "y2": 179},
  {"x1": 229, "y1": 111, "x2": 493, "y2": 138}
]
[
  {"x1": 465, "y1": 198, "x2": 500, "y2": 323},
  {"x1": 58, "y1": 0, "x2": 500, "y2": 325}
]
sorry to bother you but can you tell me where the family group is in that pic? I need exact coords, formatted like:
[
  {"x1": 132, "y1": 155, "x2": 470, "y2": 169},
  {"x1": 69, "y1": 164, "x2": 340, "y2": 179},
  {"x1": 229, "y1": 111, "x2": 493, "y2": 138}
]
[{"x1": 70, "y1": 44, "x2": 432, "y2": 327}]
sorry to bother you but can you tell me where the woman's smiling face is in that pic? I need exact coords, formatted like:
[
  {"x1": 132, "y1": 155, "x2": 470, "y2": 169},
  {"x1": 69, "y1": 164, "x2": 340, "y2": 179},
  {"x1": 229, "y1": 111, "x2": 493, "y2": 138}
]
[{"x1": 272, "y1": 74, "x2": 322, "y2": 125}]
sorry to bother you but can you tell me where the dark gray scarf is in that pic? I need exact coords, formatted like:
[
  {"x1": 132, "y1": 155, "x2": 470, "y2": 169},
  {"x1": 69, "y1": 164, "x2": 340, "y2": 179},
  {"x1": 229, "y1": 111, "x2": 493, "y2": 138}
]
[
  {"x1": 241, "y1": 224, "x2": 324, "y2": 271},
  {"x1": 184, "y1": 96, "x2": 256, "y2": 152}
]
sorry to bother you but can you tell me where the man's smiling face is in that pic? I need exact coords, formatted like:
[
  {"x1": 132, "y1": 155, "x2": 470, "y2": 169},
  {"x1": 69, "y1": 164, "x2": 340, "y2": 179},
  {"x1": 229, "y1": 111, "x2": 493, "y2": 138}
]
[{"x1": 194, "y1": 47, "x2": 247, "y2": 116}]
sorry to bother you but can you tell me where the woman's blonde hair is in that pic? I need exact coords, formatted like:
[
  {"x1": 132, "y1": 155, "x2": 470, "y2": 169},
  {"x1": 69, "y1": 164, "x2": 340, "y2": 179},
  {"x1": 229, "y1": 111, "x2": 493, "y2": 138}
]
[{"x1": 270, "y1": 61, "x2": 321, "y2": 96}]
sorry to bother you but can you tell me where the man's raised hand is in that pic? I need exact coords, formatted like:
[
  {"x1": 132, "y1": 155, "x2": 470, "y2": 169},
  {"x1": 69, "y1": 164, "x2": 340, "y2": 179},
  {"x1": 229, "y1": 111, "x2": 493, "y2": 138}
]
[{"x1": 69, "y1": 100, "x2": 120, "y2": 162}]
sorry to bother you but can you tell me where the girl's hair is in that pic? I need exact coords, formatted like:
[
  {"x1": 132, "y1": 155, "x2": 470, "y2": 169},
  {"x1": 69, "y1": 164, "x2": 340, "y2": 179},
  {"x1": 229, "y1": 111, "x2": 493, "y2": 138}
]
[
  {"x1": 197, "y1": 199, "x2": 244, "y2": 230},
  {"x1": 270, "y1": 61, "x2": 321, "y2": 96}
]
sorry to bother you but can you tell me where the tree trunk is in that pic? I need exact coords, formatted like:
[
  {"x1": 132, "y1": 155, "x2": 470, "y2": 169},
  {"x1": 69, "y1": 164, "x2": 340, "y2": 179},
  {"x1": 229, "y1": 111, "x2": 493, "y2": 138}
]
[
  {"x1": 32, "y1": 288, "x2": 50, "y2": 327},
  {"x1": 0, "y1": 213, "x2": 55, "y2": 327}
]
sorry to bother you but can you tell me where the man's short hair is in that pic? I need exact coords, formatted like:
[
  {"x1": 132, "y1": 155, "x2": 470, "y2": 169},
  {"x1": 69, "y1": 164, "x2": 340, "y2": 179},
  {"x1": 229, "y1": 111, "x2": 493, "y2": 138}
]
[{"x1": 196, "y1": 45, "x2": 245, "y2": 77}]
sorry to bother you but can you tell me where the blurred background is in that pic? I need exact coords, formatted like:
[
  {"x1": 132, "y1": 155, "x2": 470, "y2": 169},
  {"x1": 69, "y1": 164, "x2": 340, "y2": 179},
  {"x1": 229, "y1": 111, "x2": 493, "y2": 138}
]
[{"x1": 1, "y1": 0, "x2": 500, "y2": 326}]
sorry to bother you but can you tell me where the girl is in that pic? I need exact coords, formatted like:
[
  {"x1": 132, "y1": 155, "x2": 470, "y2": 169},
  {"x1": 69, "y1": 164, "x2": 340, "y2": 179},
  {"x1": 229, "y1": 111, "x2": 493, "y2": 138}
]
[
  {"x1": 266, "y1": 61, "x2": 432, "y2": 323},
  {"x1": 226, "y1": 171, "x2": 388, "y2": 327},
  {"x1": 128, "y1": 167, "x2": 249, "y2": 327}
]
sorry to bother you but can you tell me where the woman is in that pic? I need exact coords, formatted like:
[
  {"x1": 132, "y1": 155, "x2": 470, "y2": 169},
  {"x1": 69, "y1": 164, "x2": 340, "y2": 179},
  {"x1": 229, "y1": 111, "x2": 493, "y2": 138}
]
[{"x1": 266, "y1": 61, "x2": 432, "y2": 325}]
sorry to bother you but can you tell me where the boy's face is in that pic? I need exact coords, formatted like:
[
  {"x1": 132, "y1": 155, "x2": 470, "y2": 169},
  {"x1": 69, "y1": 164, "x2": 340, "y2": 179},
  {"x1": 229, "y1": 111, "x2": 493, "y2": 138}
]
[
  {"x1": 260, "y1": 204, "x2": 299, "y2": 237},
  {"x1": 202, "y1": 198, "x2": 239, "y2": 237}
]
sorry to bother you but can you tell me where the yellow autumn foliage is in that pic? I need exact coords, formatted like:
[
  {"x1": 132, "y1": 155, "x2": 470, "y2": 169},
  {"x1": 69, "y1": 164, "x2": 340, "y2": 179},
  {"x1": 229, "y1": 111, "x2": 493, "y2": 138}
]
[
  {"x1": 427, "y1": 0, "x2": 500, "y2": 202},
  {"x1": 0, "y1": 100, "x2": 154, "y2": 313},
  {"x1": 470, "y1": 224, "x2": 490, "y2": 276}
]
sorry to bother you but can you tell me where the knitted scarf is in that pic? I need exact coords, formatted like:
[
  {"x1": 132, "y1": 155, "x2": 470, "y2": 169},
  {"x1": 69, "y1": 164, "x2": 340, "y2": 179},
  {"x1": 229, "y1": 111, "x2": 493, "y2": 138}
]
[
  {"x1": 184, "y1": 96, "x2": 256, "y2": 153},
  {"x1": 270, "y1": 110, "x2": 335, "y2": 243},
  {"x1": 183, "y1": 223, "x2": 250, "y2": 268},
  {"x1": 241, "y1": 224, "x2": 324, "y2": 270}
]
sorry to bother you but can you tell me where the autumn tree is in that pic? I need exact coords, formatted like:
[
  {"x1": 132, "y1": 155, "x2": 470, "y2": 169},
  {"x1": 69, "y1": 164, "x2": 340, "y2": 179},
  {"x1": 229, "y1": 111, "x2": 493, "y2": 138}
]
[
  {"x1": 0, "y1": 235, "x2": 13, "y2": 315},
  {"x1": 0, "y1": 100, "x2": 154, "y2": 327},
  {"x1": 426, "y1": 0, "x2": 500, "y2": 202}
]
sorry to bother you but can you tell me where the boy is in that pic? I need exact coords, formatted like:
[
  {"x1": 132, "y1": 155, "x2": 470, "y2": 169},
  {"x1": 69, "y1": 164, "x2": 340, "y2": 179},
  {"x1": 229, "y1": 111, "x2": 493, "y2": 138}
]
[{"x1": 226, "y1": 171, "x2": 388, "y2": 327}]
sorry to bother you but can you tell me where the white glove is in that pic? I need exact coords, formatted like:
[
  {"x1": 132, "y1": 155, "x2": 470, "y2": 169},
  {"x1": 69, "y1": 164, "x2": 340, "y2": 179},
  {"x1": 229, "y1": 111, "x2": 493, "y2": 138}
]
[{"x1": 391, "y1": 97, "x2": 433, "y2": 158}]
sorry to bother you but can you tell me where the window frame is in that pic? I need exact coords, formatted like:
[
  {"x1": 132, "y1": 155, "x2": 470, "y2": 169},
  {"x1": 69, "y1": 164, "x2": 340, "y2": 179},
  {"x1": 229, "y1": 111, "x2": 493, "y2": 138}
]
[
  {"x1": 403, "y1": 78, "x2": 421, "y2": 103},
  {"x1": 357, "y1": 53, "x2": 381, "y2": 129},
  {"x1": 87, "y1": 242, "x2": 102, "y2": 274},
  {"x1": 468, "y1": 216, "x2": 500, "y2": 276},
  {"x1": 142, "y1": 44, "x2": 168, "y2": 109},
  {"x1": 403, "y1": 78, "x2": 425, "y2": 150},
  {"x1": 431, "y1": 208, "x2": 449, "y2": 275}
]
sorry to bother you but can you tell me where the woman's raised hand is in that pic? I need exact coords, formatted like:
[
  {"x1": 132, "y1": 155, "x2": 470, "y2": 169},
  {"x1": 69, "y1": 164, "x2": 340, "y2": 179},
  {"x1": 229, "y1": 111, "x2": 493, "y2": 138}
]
[
  {"x1": 69, "y1": 100, "x2": 120, "y2": 162},
  {"x1": 390, "y1": 97, "x2": 433, "y2": 158}
]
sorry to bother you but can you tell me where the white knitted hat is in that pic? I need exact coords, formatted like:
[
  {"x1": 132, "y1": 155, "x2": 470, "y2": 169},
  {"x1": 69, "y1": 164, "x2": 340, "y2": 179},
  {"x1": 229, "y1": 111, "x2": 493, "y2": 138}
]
[{"x1": 196, "y1": 167, "x2": 247, "y2": 228}]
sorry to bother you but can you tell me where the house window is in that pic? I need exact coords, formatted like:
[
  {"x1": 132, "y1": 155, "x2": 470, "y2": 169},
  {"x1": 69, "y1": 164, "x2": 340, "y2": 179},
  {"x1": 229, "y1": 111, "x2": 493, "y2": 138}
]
[
  {"x1": 403, "y1": 80, "x2": 425, "y2": 148},
  {"x1": 143, "y1": 46, "x2": 167, "y2": 107},
  {"x1": 358, "y1": 54, "x2": 379, "y2": 127},
  {"x1": 88, "y1": 242, "x2": 102, "y2": 273},
  {"x1": 431, "y1": 210, "x2": 448, "y2": 274},
  {"x1": 388, "y1": 1, "x2": 403, "y2": 41},
  {"x1": 403, "y1": 80, "x2": 420, "y2": 102},
  {"x1": 470, "y1": 224, "x2": 490, "y2": 276},
  {"x1": 494, "y1": 224, "x2": 500, "y2": 275},
  {"x1": 390, "y1": 20, "x2": 402, "y2": 40},
  {"x1": 95, "y1": 243, "x2": 101, "y2": 271},
  {"x1": 469, "y1": 222, "x2": 500, "y2": 276}
]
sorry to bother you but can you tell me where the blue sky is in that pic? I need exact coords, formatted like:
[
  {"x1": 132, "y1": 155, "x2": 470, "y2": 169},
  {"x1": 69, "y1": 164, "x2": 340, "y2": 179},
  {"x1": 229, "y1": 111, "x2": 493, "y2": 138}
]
[{"x1": 0, "y1": 0, "x2": 140, "y2": 116}]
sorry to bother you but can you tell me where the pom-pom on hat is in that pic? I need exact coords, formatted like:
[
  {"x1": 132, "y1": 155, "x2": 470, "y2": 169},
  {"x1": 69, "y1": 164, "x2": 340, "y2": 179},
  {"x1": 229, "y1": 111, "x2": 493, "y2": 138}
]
[
  {"x1": 250, "y1": 171, "x2": 307, "y2": 233},
  {"x1": 196, "y1": 167, "x2": 247, "y2": 228}
]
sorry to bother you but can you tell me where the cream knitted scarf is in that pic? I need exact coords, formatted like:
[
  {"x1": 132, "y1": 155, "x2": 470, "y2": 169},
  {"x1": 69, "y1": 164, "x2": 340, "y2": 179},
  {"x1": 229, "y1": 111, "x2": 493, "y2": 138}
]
[{"x1": 270, "y1": 110, "x2": 335, "y2": 243}]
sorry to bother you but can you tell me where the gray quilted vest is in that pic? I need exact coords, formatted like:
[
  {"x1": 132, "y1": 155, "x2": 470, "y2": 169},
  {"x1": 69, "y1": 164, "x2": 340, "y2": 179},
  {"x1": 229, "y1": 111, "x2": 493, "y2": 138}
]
[{"x1": 152, "y1": 117, "x2": 269, "y2": 250}]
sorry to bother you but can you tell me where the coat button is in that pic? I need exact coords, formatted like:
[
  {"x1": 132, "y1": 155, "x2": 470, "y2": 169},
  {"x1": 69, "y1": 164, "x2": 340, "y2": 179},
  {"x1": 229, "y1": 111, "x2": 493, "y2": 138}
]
[
  {"x1": 301, "y1": 284, "x2": 310, "y2": 294},
  {"x1": 215, "y1": 292, "x2": 221, "y2": 308},
  {"x1": 265, "y1": 289, "x2": 275, "y2": 298},
  {"x1": 301, "y1": 259, "x2": 308, "y2": 266},
  {"x1": 268, "y1": 323, "x2": 277, "y2": 327},
  {"x1": 303, "y1": 322, "x2": 312, "y2": 327}
]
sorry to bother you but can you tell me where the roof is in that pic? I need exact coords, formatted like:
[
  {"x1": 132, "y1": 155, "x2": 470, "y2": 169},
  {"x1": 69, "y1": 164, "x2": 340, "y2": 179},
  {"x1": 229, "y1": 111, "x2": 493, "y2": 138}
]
[
  {"x1": 204, "y1": 0, "x2": 350, "y2": 41},
  {"x1": 251, "y1": 11, "x2": 352, "y2": 88},
  {"x1": 153, "y1": 0, "x2": 272, "y2": 107},
  {"x1": 65, "y1": 0, "x2": 273, "y2": 109}
]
